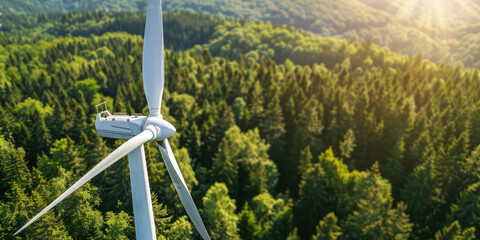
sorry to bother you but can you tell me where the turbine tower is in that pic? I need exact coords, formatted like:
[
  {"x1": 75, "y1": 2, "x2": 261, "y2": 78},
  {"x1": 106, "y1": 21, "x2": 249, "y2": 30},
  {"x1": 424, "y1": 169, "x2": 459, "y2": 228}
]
[{"x1": 14, "y1": 0, "x2": 211, "y2": 239}]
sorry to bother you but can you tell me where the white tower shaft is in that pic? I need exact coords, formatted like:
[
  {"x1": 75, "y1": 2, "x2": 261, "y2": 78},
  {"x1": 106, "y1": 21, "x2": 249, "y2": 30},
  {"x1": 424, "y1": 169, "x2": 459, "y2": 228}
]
[{"x1": 128, "y1": 145, "x2": 157, "y2": 240}]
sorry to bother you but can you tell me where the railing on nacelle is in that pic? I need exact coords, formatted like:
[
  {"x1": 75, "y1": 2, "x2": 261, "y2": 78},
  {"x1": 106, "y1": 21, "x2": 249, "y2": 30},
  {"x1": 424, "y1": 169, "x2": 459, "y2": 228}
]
[{"x1": 95, "y1": 101, "x2": 111, "y2": 118}]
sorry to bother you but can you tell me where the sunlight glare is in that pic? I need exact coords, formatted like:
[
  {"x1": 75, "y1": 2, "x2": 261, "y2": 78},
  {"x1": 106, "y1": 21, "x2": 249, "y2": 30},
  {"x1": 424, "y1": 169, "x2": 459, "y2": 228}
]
[{"x1": 381, "y1": 0, "x2": 479, "y2": 30}]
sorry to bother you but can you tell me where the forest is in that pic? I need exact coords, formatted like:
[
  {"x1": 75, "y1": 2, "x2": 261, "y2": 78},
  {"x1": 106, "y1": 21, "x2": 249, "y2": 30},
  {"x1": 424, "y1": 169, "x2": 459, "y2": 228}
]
[
  {"x1": 1, "y1": 5, "x2": 480, "y2": 240},
  {"x1": 2, "y1": 0, "x2": 480, "y2": 69}
]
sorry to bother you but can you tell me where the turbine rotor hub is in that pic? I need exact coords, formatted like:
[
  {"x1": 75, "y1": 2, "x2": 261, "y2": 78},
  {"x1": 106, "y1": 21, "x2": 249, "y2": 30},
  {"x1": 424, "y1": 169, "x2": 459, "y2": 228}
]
[{"x1": 143, "y1": 116, "x2": 176, "y2": 141}]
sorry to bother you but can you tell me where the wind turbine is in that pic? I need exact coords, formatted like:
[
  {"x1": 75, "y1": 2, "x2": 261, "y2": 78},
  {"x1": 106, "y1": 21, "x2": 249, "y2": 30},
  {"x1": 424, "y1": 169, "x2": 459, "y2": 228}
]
[{"x1": 14, "y1": 0, "x2": 211, "y2": 239}]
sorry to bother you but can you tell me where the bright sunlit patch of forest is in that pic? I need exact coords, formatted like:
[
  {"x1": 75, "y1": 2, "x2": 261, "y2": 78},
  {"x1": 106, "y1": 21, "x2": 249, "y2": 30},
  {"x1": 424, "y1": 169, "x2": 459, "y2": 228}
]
[
  {"x1": 360, "y1": 0, "x2": 480, "y2": 29},
  {"x1": 0, "y1": 2, "x2": 480, "y2": 240}
]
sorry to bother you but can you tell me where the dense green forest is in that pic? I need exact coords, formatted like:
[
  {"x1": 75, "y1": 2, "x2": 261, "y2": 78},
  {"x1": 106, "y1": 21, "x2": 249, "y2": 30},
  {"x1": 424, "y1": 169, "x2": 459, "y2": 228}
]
[
  {"x1": 0, "y1": 0, "x2": 147, "y2": 14},
  {"x1": 2, "y1": 0, "x2": 480, "y2": 68},
  {"x1": 1, "y1": 9, "x2": 480, "y2": 240}
]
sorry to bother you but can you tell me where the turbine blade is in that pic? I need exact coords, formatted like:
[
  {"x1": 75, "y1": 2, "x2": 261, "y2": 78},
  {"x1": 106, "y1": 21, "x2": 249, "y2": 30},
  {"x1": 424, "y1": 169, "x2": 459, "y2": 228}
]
[
  {"x1": 143, "y1": 0, "x2": 165, "y2": 117},
  {"x1": 14, "y1": 130, "x2": 154, "y2": 236},
  {"x1": 158, "y1": 140, "x2": 211, "y2": 240}
]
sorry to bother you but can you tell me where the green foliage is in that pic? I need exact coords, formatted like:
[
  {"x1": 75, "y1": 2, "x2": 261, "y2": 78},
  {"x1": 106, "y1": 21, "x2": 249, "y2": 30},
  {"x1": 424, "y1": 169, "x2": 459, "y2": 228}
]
[
  {"x1": 296, "y1": 148, "x2": 354, "y2": 238},
  {"x1": 339, "y1": 129, "x2": 356, "y2": 159},
  {"x1": 312, "y1": 213, "x2": 342, "y2": 240},
  {"x1": 382, "y1": 136, "x2": 405, "y2": 192},
  {"x1": 238, "y1": 192, "x2": 294, "y2": 240},
  {"x1": 0, "y1": 0, "x2": 145, "y2": 14},
  {"x1": 151, "y1": 192, "x2": 172, "y2": 237},
  {"x1": 402, "y1": 133, "x2": 480, "y2": 237},
  {"x1": 13, "y1": 98, "x2": 52, "y2": 165},
  {"x1": 447, "y1": 182, "x2": 480, "y2": 231},
  {"x1": 0, "y1": 183, "x2": 72, "y2": 240},
  {"x1": 202, "y1": 182, "x2": 240, "y2": 240},
  {"x1": 104, "y1": 211, "x2": 133, "y2": 240},
  {"x1": 164, "y1": 216, "x2": 194, "y2": 240},
  {"x1": 52, "y1": 169, "x2": 105, "y2": 239},
  {"x1": 435, "y1": 221, "x2": 476, "y2": 240},
  {"x1": 38, "y1": 138, "x2": 87, "y2": 178},
  {"x1": 400, "y1": 158, "x2": 436, "y2": 236},
  {"x1": 212, "y1": 126, "x2": 278, "y2": 203},
  {"x1": 343, "y1": 172, "x2": 412, "y2": 239},
  {"x1": 297, "y1": 145, "x2": 313, "y2": 179},
  {"x1": 0, "y1": 136, "x2": 30, "y2": 199},
  {"x1": 177, "y1": 0, "x2": 480, "y2": 68},
  {"x1": 74, "y1": 78, "x2": 101, "y2": 104},
  {"x1": 6, "y1": 0, "x2": 460, "y2": 67},
  {"x1": 297, "y1": 150, "x2": 412, "y2": 239},
  {"x1": 238, "y1": 203, "x2": 260, "y2": 240},
  {"x1": 1, "y1": 11, "x2": 220, "y2": 51}
]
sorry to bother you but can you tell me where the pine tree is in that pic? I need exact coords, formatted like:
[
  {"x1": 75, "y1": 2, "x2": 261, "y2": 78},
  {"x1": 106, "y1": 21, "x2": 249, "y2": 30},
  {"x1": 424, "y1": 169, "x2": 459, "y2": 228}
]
[
  {"x1": 232, "y1": 97, "x2": 247, "y2": 127},
  {"x1": 382, "y1": 136, "x2": 405, "y2": 194},
  {"x1": 248, "y1": 81, "x2": 264, "y2": 129},
  {"x1": 0, "y1": 136, "x2": 30, "y2": 198},
  {"x1": 295, "y1": 145, "x2": 313, "y2": 196},
  {"x1": 104, "y1": 211, "x2": 134, "y2": 240},
  {"x1": 401, "y1": 157, "x2": 436, "y2": 237},
  {"x1": 202, "y1": 183, "x2": 240, "y2": 240},
  {"x1": 343, "y1": 165, "x2": 412, "y2": 240},
  {"x1": 99, "y1": 140, "x2": 132, "y2": 211},
  {"x1": 238, "y1": 203, "x2": 260, "y2": 240},
  {"x1": 296, "y1": 148, "x2": 353, "y2": 239},
  {"x1": 212, "y1": 126, "x2": 277, "y2": 203},
  {"x1": 434, "y1": 221, "x2": 475, "y2": 240},
  {"x1": 165, "y1": 216, "x2": 194, "y2": 239},
  {"x1": 39, "y1": 138, "x2": 87, "y2": 178},
  {"x1": 259, "y1": 95, "x2": 285, "y2": 145},
  {"x1": 248, "y1": 192, "x2": 287, "y2": 239},
  {"x1": 435, "y1": 131, "x2": 470, "y2": 205},
  {"x1": 51, "y1": 169, "x2": 105, "y2": 239},
  {"x1": 13, "y1": 98, "x2": 53, "y2": 166},
  {"x1": 447, "y1": 182, "x2": 480, "y2": 231},
  {"x1": 151, "y1": 192, "x2": 172, "y2": 237},
  {"x1": 298, "y1": 145, "x2": 313, "y2": 179},
  {"x1": 339, "y1": 129, "x2": 356, "y2": 159},
  {"x1": 312, "y1": 213, "x2": 342, "y2": 240},
  {"x1": 85, "y1": 130, "x2": 110, "y2": 169}
]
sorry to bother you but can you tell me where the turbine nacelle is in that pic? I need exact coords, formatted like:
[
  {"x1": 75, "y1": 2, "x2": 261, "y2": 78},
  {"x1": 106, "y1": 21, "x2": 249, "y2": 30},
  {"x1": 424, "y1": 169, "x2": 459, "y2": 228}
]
[{"x1": 95, "y1": 103, "x2": 175, "y2": 141}]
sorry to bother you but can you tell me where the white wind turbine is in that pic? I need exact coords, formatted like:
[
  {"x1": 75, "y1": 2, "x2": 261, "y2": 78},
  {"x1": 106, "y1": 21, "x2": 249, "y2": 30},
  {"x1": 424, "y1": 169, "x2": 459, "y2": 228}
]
[{"x1": 14, "y1": 0, "x2": 211, "y2": 239}]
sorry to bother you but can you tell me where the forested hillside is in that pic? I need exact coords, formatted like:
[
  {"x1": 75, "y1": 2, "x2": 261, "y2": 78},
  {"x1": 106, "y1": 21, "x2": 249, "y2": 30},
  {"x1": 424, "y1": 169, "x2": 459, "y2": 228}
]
[
  {"x1": 2, "y1": 0, "x2": 480, "y2": 68},
  {"x1": 0, "y1": 11, "x2": 411, "y2": 68},
  {"x1": 161, "y1": 0, "x2": 480, "y2": 69},
  {"x1": 1, "y1": 10, "x2": 480, "y2": 240},
  {"x1": 0, "y1": 0, "x2": 146, "y2": 14}
]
